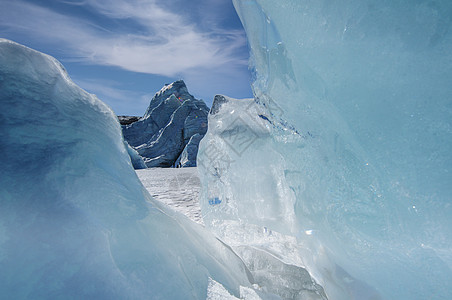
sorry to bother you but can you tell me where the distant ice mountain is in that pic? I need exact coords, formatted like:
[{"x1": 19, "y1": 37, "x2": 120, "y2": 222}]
[{"x1": 122, "y1": 80, "x2": 209, "y2": 168}]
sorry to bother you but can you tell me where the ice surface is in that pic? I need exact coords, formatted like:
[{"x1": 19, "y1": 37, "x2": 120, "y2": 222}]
[
  {"x1": 176, "y1": 133, "x2": 204, "y2": 168},
  {"x1": 206, "y1": 278, "x2": 266, "y2": 300},
  {"x1": 198, "y1": 96, "x2": 328, "y2": 299},
  {"x1": 198, "y1": 1, "x2": 452, "y2": 299},
  {"x1": 136, "y1": 167, "x2": 203, "y2": 224},
  {"x1": 0, "y1": 39, "x2": 253, "y2": 299},
  {"x1": 122, "y1": 80, "x2": 208, "y2": 168},
  {"x1": 124, "y1": 140, "x2": 146, "y2": 169},
  {"x1": 199, "y1": 95, "x2": 296, "y2": 233}
]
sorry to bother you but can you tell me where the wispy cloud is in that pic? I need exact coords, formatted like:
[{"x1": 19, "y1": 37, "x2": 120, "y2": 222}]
[
  {"x1": 72, "y1": 77, "x2": 150, "y2": 115},
  {"x1": 0, "y1": 0, "x2": 247, "y2": 77},
  {"x1": 74, "y1": 78, "x2": 134, "y2": 102}
]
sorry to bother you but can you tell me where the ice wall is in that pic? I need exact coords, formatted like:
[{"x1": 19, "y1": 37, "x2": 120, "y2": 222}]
[
  {"x1": 0, "y1": 39, "x2": 252, "y2": 299},
  {"x1": 198, "y1": 95, "x2": 329, "y2": 299},
  {"x1": 200, "y1": 1, "x2": 452, "y2": 299}
]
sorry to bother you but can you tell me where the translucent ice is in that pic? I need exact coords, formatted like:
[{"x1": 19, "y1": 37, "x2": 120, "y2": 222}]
[
  {"x1": 199, "y1": 1, "x2": 452, "y2": 299},
  {"x1": 199, "y1": 96, "x2": 328, "y2": 299},
  {"x1": 0, "y1": 39, "x2": 252, "y2": 299}
]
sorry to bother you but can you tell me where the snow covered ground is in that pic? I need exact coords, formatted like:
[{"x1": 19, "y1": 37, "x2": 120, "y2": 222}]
[{"x1": 136, "y1": 167, "x2": 203, "y2": 224}]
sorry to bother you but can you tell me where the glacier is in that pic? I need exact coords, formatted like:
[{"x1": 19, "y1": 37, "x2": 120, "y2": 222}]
[
  {"x1": 0, "y1": 39, "x2": 254, "y2": 299},
  {"x1": 198, "y1": 0, "x2": 452, "y2": 299},
  {"x1": 122, "y1": 80, "x2": 209, "y2": 168}
]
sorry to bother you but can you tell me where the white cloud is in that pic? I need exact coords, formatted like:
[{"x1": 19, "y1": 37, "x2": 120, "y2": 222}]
[{"x1": 0, "y1": 0, "x2": 247, "y2": 77}]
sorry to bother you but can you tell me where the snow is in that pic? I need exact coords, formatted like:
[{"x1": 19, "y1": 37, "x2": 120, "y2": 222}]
[
  {"x1": 206, "y1": 278, "x2": 265, "y2": 300},
  {"x1": 207, "y1": 278, "x2": 240, "y2": 300},
  {"x1": 136, "y1": 167, "x2": 203, "y2": 224},
  {"x1": 0, "y1": 38, "x2": 253, "y2": 299}
]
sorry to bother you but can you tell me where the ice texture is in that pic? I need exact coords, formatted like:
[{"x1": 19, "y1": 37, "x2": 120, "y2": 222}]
[
  {"x1": 198, "y1": 96, "x2": 328, "y2": 299},
  {"x1": 136, "y1": 167, "x2": 204, "y2": 224},
  {"x1": 176, "y1": 133, "x2": 204, "y2": 168},
  {"x1": 199, "y1": 1, "x2": 452, "y2": 299},
  {"x1": 0, "y1": 39, "x2": 253, "y2": 298},
  {"x1": 124, "y1": 140, "x2": 146, "y2": 169},
  {"x1": 122, "y1": 80, "x2": 208, "y2": 168}
]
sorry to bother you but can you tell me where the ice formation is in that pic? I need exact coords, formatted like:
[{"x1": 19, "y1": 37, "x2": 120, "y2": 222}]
[
  {"x1": 199, "y1": 1, "x2": 452, "y2": 299},
  {"x1": 122, "y1": 80, "x2": 209, "y2": 168},
  {"x1": 0, "y1": 39, "x2": 253, "y2": 299},
  {"x1": 199, "y1": 96, "x2": 328, "y2": 299},
  {"x1": 124, "y1": 140, "x2": 147, "y2": 169}
]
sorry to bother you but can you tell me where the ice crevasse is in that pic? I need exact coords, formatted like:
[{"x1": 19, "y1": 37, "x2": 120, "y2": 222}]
[{"x1": 198, "y1": 0, "x2": 452, "y2": 299}]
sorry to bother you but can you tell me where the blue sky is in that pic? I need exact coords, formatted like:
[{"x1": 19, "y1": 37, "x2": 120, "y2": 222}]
[{"x1": 0, "y1": 0, "x2": 252, "y2": 115}]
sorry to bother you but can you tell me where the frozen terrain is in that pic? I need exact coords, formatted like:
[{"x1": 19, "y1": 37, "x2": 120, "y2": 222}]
[
  {"x1": 137, "y1": 167, "x2": 326, "y2": 299},
  {"x1": 2, "y1": 0, "x2": 451, "y2": 298},
  {"x1": 0, "y1": 38, "x2": 254, "y2": 299},
  {"x1": 136, "y1": 167, "x2": 203, "y2": 224}
]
